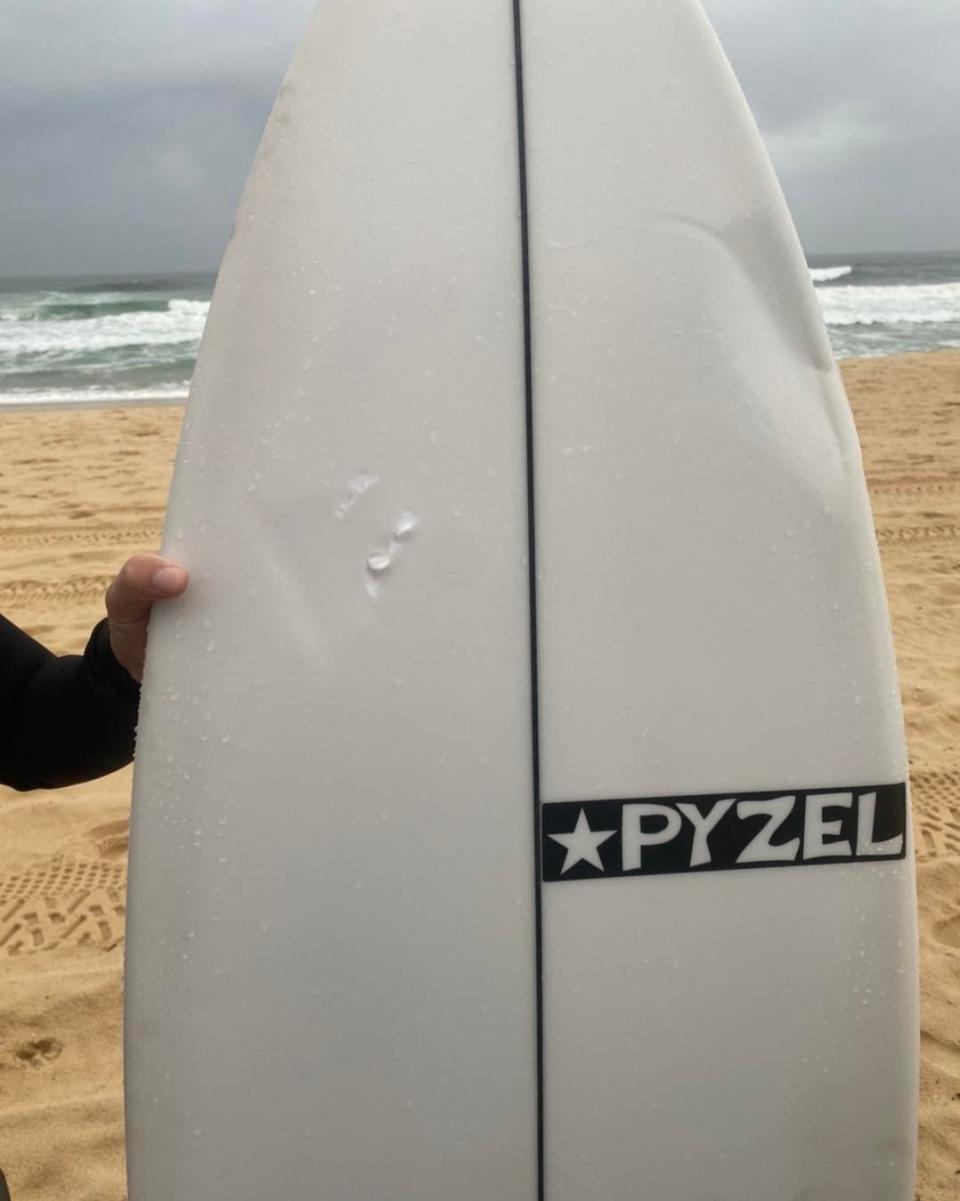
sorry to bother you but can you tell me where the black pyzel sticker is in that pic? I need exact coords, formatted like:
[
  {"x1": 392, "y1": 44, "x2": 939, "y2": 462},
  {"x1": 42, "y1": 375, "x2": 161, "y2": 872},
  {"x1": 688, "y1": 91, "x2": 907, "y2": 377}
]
[{"x1": 541, "y1": 784, "x2": 907, "y2": 881}]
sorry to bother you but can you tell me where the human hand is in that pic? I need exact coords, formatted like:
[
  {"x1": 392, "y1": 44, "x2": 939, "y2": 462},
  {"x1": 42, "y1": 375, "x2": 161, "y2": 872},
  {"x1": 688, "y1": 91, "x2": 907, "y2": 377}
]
[{"x1": 104, "y1": 553, "x2": 189, "y2": 682}]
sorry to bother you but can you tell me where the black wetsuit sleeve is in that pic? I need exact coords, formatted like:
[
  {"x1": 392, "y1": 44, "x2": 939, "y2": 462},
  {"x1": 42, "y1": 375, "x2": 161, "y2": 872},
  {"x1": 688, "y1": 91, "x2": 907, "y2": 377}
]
[{"x1": 0, "y1": 614, "x2": 140, "y2": 792}]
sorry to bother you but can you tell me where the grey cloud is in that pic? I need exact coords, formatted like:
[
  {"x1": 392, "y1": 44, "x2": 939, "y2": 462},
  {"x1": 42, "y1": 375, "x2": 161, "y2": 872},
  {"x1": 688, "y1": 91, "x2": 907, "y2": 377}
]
[
  {"x1": 0, "y1": 0, "x2": 315, "y2": 274},
  {"x1": 704, "y1": 0, "x2": 960, "y2": 250}
]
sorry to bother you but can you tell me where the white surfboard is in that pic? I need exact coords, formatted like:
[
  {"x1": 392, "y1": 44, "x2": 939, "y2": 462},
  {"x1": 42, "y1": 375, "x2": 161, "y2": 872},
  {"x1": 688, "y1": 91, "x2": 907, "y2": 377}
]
[{"x1": 124, "y1": 2, "x2": 918, "y2": 1200}]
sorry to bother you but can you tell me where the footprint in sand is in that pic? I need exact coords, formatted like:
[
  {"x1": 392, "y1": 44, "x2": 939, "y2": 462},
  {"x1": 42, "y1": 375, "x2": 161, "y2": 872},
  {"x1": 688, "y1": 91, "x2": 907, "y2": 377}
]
[
  {"x1": 0, "y1": 856, "x2": 128, "y2": 955},
  {"x1": 86, "y1": 819, "x2": 129, "y2": 860},
  {"x1": 12, "y1": 1037, "x2": 63, "y2": 1068},
  {"x1": 932, "y1": 910, "x2": 960, "y2": 952},
  {"x1": 0, "y1": 888, "x2": 126, "y2": 956},
  {"x1": 920, "y1": 1032, "x2": 960, "y2": 1078},
  {"x1": 910, "y1": 771, "x2": 960, "y2": 860}
]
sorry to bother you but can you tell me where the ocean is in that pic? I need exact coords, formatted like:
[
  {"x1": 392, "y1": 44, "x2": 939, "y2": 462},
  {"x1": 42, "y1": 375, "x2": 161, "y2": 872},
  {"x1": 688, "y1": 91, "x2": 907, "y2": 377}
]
[
  {"x1": 0, "y1": 272, "x2": 212, "y2": 407},
  {"x1": 1, "y1": 253, "x2": 958, "y2": 407},
  {"x1": 808, "y1": 251, "x2": 960, "y2": 360}
]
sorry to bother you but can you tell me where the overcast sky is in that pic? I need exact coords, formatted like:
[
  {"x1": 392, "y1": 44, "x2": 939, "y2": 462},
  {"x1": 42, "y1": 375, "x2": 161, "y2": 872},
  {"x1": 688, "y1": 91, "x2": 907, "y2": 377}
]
[{"x1": 1, "y1": 0, "x2": 957, "y2": 276}]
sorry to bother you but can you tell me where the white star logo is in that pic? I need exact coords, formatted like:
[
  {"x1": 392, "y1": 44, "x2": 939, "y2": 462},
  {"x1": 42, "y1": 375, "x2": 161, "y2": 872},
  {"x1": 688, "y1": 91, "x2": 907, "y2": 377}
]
[{"x1": 548, "y1": 808, "x2": 616, "y2": 874}]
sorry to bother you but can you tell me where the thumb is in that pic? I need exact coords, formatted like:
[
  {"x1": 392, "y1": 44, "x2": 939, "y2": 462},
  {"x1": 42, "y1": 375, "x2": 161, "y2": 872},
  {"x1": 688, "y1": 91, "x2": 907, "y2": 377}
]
[
  {"x1": 105, "y1": 554, "x2": 189, "y2": 680},
  {"x1": 105, "y1": 554, "x2": 188, "y2": 624}
]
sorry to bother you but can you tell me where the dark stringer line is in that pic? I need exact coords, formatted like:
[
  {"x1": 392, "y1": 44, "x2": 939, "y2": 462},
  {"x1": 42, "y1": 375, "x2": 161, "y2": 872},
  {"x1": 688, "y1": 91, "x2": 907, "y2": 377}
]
[{"x1": 511, "y1": 2, "x2": 544, "y2": 1200}]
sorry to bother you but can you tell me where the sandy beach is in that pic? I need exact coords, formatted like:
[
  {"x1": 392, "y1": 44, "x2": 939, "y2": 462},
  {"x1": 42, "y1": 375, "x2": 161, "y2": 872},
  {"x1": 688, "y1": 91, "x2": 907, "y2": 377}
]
[{"x1": 0, "y1": 354, "x2": 958, "y2": 1199}]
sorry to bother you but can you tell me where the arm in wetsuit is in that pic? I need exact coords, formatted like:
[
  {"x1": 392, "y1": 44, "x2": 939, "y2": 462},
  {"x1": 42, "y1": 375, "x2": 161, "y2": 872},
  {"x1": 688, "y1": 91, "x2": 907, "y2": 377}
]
[{"x1": 0, "y1": 613, "x2": 140, "y2": 791}]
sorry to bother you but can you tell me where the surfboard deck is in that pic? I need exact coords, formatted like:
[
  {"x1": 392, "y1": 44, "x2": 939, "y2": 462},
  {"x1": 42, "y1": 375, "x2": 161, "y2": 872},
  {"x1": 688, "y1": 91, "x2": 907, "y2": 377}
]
[{"x1": 124, "y1": 3, "x2": 918, "y2": 1199}]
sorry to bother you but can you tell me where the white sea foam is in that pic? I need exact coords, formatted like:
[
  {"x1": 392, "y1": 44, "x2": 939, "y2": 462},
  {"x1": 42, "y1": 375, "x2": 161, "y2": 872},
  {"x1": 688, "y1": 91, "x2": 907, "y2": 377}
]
[
  {"x1": 810, "y1": 265, "x2": 854, "y2": 283},
  {"x1": 0, "y1": 298, "x2": 209, "y2": 358},
  {"x1": 816, "y1": 281, "x2": 960, "y2": 327},
  {"x1": 0, "y1": 382, "x2": 189, "y2": 407}
]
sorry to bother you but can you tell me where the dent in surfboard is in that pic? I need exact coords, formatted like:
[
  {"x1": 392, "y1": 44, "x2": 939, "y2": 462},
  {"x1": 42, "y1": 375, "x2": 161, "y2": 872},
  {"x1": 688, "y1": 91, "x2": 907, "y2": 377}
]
[
  {"x1": 619, "y1": 208, "x2": 855, "y2": 500},
  {"x1": 366, "y1": 509, "x2": 420, "y2": 598}
]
